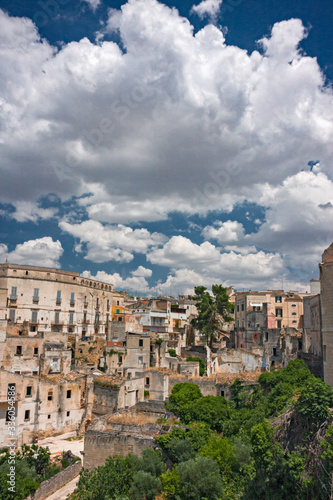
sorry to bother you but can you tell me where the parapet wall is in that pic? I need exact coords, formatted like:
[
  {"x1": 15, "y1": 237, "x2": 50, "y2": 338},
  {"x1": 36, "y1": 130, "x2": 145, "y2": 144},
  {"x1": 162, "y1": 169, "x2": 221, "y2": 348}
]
[{"x1": 83, "y1": 425, "x2": 159, "y2": 469}]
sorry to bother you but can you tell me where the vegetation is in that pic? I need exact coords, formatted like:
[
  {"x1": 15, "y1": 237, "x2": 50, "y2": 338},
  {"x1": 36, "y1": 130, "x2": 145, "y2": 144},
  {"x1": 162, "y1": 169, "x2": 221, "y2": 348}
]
[
  {"x1": 191, "y1": 285, "x2": 234, "y2": 347},
  {"x1": 72, "y1": 360, "x2": 333, "y2": 499},
  {"x1": 168, "y1": 349, "x2": 177, "y2": 357},
  {"x1": 0, "y1": 444, "x2": 75, "y2": 500},
  {"x1": 186, "y1": 356, "x2": 205, "y2": 376}
]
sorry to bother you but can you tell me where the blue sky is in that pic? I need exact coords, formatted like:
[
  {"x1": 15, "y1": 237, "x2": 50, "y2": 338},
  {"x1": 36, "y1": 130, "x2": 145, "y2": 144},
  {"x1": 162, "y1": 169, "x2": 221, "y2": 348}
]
[{"x1": 0, "y1": 0, "x2": 332, "y2": 295}]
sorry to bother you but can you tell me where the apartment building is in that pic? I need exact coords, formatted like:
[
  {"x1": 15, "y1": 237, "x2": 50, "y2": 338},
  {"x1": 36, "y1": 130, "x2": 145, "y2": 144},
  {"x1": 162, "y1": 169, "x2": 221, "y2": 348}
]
[
  {"x1": 235, "y1": 290, "x2": 306, "y2": 350},
  {"x1": 0, "y1": 263, "x2": 113, "y2": 338}
]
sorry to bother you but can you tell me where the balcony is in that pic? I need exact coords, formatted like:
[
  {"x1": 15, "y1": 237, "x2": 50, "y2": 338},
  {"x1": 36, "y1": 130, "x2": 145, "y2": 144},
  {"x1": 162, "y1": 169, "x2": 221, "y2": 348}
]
[{"x1": 82, "y1": 319, "x2": 90, "y2": 325}]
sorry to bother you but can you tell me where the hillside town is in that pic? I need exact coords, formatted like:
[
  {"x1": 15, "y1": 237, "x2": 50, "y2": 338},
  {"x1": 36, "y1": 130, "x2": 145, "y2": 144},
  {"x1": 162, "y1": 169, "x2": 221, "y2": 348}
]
[{"x1": 0, "y1": 240, "x2": 332, "y2": 476}]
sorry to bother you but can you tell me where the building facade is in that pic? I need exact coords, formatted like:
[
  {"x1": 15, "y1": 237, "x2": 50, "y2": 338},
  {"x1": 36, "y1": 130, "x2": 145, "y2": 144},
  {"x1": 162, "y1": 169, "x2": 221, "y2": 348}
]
[{"x1": 0, "y1": 263, "x2": 113, "y2": 338}]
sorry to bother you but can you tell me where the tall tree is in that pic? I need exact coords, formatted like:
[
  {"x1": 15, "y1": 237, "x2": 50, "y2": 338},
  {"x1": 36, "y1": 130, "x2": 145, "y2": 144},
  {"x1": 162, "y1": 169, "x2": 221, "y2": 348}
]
[{"x1": 191, "y1": 285, "x2": 234, "y2": 347}]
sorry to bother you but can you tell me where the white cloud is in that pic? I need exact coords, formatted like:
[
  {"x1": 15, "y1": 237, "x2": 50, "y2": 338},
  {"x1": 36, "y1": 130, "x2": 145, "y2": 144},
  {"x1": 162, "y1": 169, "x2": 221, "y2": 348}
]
[
  {"x1": 132, "y1": 266, "x2": 153, "y2": 278},
  {"x1": 202, "y1": 220, "x2": 245, "y2": 243},
  {"x1": 147, "y1": 235, "x2": 285, "y2": 284},
  {"x1": 81, "y1": 269, "x2": 150, "y2": 293},
  {"x1": 11, "y1": 201, "x2": 58, "y2": 223},
  {"x1": 0, "y1": 237, "x2": 63, "y2": 268},
  {"x1": 191, "y1": 0, "x2": 223, "y2": 22},
  {"x1": 82, "y1": 0, "x2": 101, "y2": 11},
  {"x1": 59, "y1": 219, "x2": 167, "y2": 263},
  {"x1": 0, "y1": 5, "x2": 331, "y2": 224}
]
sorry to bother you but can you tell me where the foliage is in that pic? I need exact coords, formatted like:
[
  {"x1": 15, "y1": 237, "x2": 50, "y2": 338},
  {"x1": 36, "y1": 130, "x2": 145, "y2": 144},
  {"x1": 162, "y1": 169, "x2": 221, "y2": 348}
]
[
  {"x1": 174, "y1": 455, "x2": 224, "y2": 499},
  {"x1": 0, "y1": 444, "x2": 63, "y2": 500},
  {"x1": 186, "y1": 356, "x2": 205, "y2": 376},
  {"x1": 128, "y1": 471, "x2": 162, "y2": 500},
  {"x1": 73, "y1": 456, "x2": 134, "y2": 499},
  {"x1": 191, "y1": 285, "x2": 234, "y2": 347},
  {"x1": 72, "y1": 360, "x2": 333, "y2": 500},
  {"x1": 168, "y1": 348, "x2": 177, "y2": 357},
  {"x1": 295, "y1": 377, "x2": 333, "y2": 429}
]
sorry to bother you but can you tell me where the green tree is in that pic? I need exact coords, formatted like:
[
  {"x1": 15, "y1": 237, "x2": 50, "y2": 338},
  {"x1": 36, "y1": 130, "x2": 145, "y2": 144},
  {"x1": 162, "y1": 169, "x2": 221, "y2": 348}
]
[
  {"x1": 175, "y1": 455, "x2": 224, "y2": 499},
  {"x1": 128, "y1": 471, "x2": 162, "y2": 500},
  {"x1": 165, "y1": 382, "x2": 202, "y2": 418},
  {"x1": 191, "y1": 285, "x2": 234, "y2": 347}
]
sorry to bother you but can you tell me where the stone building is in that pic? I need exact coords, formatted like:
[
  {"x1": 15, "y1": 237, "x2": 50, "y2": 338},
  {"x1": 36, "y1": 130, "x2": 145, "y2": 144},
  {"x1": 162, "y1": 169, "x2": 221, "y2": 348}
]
[
  {"x1": 106, "y1": 332, "x2": 151, "y2": 378},
  {"x1": 320, "y1": 244, "x2": 333, "y2": 386},
  {"x1": 0, "y1": 262, "x2": 113, "y2": 339},
  {"x1": 234, "y1": 290, "x2": 306, "y2": 350},
  {"x1": 0, "y1": 369, "x2": 86, "y2": 447}
]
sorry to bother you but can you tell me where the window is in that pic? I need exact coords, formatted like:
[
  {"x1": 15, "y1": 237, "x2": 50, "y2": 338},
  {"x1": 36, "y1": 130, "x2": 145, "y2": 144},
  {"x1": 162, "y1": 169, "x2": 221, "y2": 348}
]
[
  {"x1": 48, "y1": 391, "x2": 53, "y2": 401},
  {"x1": 138, "y1": 356, "x2": 143, "y2": 365},
  {"x1": 70, "y1": 292, "x2": 75, "y2": 306},
  {"x1": 107, "y1": 299, "x2": 110, "y2": 310},
  {"x1": 95, "y1": 313, "x2": 100, "y2": 324},
  {"x1": 24, "y1": 410, "x2": 30, "y2": 421},
  {"x1": 265, "y1": 332, "x2": 268, "y2": 341},
  {"x1": 277, "y1": 320, "x2": 282, "y2": 328},
  {"x1": 116, "y1": 309, "x2": 120, "y2": 314},
  {"x1": 10, "y1": 287, "x2": 17, "y2": 299},
  {"x1": 66, "y1": 411, "x2": 70, "y2": 417},
  {"x1": 117, "y1": 300, "x2": 120, "y2": 306},
  {"x1": 145, "y1": 377, "x2": 150, "y2": 386},
  {"x1": 275, "y1": 296, "x2": 282, "y2": 303},
  {"x1": 96, "y1": 298, "x2": 99, "y2": 307},
  {"x1": 66, "y1": 390, "x2": 71, "y2": 399},
  {"x1": 54, "y1": 311, "x2": 60, "y2": 324},
  {"x1": 69, "y1": 313, "x2": 74, "y2": 325},
  {"x1": 33, "y1": 288, "x2": 39, "y2": 302},
  {"x1": 292, "y1": 320, "x2": 297, "y2": 324},
  {"x1": 26, "y1": 386, "x2": 32, "y2": 397},
  {"x1": 48, "y1": 414, "x2": 51, "y2": 419},
  {"x1": 9, "y1": 309, "x2": 15, "y2": 322},
  {"x1": 118, "y1": 317, "x2": 122, "y2": 322},
  {"x1": 291, "y1": 304, "x2": 297, "y2": 308},
  {"x1": 56, "y1": 290, "x2": 61, "y2": 304},
  {"x1": 241, "y1": 304, "x2": 244, "y2": 311},
  {"x1": 31, "y1": 310, "x2": 38, "y2": 323},
  {"x1": 16, "y1": 345, "x2": 22, "y2": 356},
  {"x1": 236, "y1": 305, "x2": 239, "y2": 312},
  {"x1": 83, "y1": 312, "x2": 87, "y2": 323},
  {"x1": 275, "y1": 308, "x2": 282, "y2": 318},
  {"x1": 106, "y1": 314, "x2": 109, "y2": 324},
  {"x1": 118, "y1": 355, "x2": 123, "y2": 363},
  {"x1": 34, "y1": 347, "x2": 38, "y2": 355},
  {"x1": 292, "y1": 312, "x2": 297, "y2": 316},
  {"x1": 324, "y1": 345, "x2": 327, "y2": 362},
  {"x1": 273, "y1": 348, "x2": 277, "y2": 356},
  {"x1": 253, "y1": 306, "x2": 260, "y2": 311},
  {"x1": 84, "y1": 296, "x2": 87, "y2": 307},
  {"x1": 139, "y1": 339, "x2": 143, "y2": 347}
]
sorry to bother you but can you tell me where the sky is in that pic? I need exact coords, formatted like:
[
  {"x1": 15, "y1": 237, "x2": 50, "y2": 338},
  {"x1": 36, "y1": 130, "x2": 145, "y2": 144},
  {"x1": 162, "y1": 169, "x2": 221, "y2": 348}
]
[{"x1": 0, "y1": 0, "x2": 332, "y2": 296}]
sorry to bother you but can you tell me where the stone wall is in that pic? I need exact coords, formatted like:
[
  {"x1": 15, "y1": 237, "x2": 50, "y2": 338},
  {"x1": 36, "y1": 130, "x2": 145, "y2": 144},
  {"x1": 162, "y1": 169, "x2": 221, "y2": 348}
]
[
  {"x1": 83, "y1": 425, "x2": 159, "y2": 469},
  {"x1": 169, "y1": 376, "x2": 219, "y2": 396},
  {"x1": 93, "y1": 384, "x2": 119, "y2": 414},
  {"x1": 319, "y1": 244, "x2": 333, "y2": 386},
  {"x1": 24, "y1": 460, "x2": 82, "y2": 500}
]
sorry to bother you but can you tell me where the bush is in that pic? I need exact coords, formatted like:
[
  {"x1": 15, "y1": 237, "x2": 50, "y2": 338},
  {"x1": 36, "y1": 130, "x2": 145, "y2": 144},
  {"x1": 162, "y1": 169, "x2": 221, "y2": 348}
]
[
  {"x1": 186, "y1": 356, "x2": 205, "y2": 376},
  {"x1": 168, "y1": 349, "x2": 177, "y2": 357}
]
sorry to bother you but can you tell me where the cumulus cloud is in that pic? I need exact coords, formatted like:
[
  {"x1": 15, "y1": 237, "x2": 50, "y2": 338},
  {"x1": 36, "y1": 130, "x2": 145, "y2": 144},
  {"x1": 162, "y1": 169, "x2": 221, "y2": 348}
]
[
  {"x1": 82, "y1": 0, "x2": 101, "y2": 11},
  {"x1": 202, "y1": 220, "x2": 245, "y2": 243},
  {"x1": 11, "y1": 201, "x2": 58, "y2": 223},
  {"x1": 59, "y1": 219, "x2": 167, "y2": 263},
  {"x1": 0, "y1": 4, "x2": 331, "y2": 221},
  {"x1": 0, "y1": 237, "x2": 63, "y2": 268},
  {"x1": 147, "y1": 235, "x2": 284, "y2": 282},
  {"x1": 81, "y1": 269, "x2": 150, "y2": 293},
  {"x1": 0, "y1": 3, "x2": 332, "y2": 292},
  {"x1": 132, "y1": 266, "x2": 153, "y2": 278},
  {"x1": 191, "y1": 0, "x2": 223, "y2": 22}
]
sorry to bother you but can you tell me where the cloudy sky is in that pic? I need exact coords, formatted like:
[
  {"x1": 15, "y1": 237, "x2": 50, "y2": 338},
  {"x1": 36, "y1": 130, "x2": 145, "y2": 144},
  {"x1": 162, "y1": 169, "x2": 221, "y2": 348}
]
[{"x1": 0, "y1": 0, "x2": 332, "y2": 295}]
